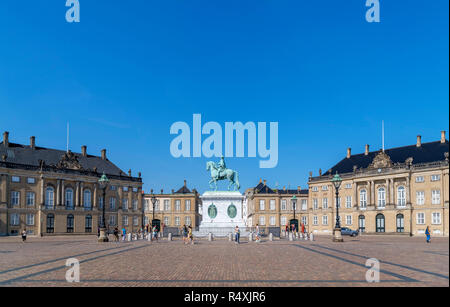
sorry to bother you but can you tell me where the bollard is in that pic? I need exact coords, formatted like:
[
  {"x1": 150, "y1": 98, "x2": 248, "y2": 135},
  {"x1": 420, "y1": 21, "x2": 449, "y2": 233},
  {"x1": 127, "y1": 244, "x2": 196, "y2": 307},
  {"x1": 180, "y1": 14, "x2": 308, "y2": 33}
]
[
  {"x1": 147, "y1": 233, "x2": 151, "y2": 241},
  {"x1": 208, "y1": 233, "x2": 213, "y2": 241},
  {"x1": 168, "y1": 233, "x2": 172, "y2": 241},
  {"x1": 289, "y1": 233, "x2": 293, "y2": 241},
  {"x1": 127, "y1": 233, "x2": 132, "y2": 241},
  {"x1": 248, "y1": 232, "x2": 253, "y2": 242},
  {"x1": 269, "y1": 233, "x2": 273, "y2": 241},
  {"x1": 228, "y1": 233, "x2": 233, "y2": 241},
  {"x1": 310, "y1": 232, "x2": 314, "y2": 241}
]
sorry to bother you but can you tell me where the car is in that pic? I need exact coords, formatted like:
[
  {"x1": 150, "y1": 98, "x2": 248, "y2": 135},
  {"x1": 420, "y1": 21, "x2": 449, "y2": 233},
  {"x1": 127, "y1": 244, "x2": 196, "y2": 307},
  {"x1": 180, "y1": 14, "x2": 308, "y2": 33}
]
[{"x1": 340, "y1": 227, "x2": 359, "y2": 237}]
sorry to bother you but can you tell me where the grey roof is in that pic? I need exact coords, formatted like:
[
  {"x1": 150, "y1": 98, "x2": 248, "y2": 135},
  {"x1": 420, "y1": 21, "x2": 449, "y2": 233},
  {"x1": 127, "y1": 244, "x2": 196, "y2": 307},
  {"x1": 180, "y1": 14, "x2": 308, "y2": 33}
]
[
  {"x1": 0, "y1": 141, "x2": 139, "y2": 181},
  {"x1": 254, "y1": 182, "x2": 308, "y2": 195}
]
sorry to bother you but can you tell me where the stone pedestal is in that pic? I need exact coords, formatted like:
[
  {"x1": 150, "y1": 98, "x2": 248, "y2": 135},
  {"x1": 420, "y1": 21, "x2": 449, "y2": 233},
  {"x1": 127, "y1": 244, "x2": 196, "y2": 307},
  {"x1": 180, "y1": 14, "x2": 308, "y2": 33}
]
[
  {"x1": 333, "y1": 228, "x2": 344, "y2": 242},
  {"x1": 98, "y1": 228, "x2": 109, "y2": 242}
]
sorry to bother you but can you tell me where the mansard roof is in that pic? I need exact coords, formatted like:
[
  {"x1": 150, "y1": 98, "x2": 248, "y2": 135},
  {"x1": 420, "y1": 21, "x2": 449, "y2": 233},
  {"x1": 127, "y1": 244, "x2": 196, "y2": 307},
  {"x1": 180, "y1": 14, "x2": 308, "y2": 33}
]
[
  {"x1": 0, "y1": 141, "x2": 140, "y2": 182},
  {"x1": 323, "y1": 140, "x2": 449, "y2": 176},
  {"x1": 254, "y1": 182, "x2": 308, "y2": 195}
]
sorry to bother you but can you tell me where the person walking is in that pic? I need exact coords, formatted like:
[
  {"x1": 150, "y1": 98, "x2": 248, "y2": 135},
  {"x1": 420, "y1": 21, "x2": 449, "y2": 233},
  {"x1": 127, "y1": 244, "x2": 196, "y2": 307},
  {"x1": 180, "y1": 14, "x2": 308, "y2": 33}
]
[
  {"x1": 122, "y1": 227, "x2": 126, "y2": 242},
  {"x1": 255, "y1": 224, "x2": 260, "y2": 243},
  {"x1": 113, "y1": 227, "x2": 119, "y2": 242},
  {"x1": 425, "y1": 226, "x2": 431, "y2": 243},
  {"x1": 285, "y1": 224, "x2": 289, "y2": 238},
  {"x1": 188, "y1": 226, "x2": 194, "y2": 245},
  {"x1": 21, "y1": 229, "x2": 27, "y2": 243},
  {"x1": 182, "y1": 225, "x2": 188, "y2": 244},
  {"x1": 234, "y1": 226, "x2": 240, "y2": 244},
  {"x1": 152, "y1": 225, "x2": 158, "y2": 242}
]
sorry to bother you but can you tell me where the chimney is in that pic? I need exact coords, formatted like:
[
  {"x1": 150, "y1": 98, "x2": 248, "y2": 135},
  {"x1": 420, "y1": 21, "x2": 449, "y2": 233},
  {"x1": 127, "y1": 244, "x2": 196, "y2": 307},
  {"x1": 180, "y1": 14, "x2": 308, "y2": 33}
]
[
  {"x1": 161, "y1": 189, "x2": 164, "y2": 194},
  {"x1": 416, "y1": 135, "x2": 422, "y2": 147},
  {"x1": 309, "y1": 171, "x2": 312, "y2": 178},
  {"x1": 101, "y1": 149, "x2": 107, "y2": 160},
  {"x1": 150, "y1": 189, "x2": 153, "y2": 194},
  {"x1": 2, "y1": 131, "x2": 9, "y2": 147},
  {"x1": 319, "y1": 169, "x2": 322, "y2": 176},
  {"x1": 138, "y1": 172, "x2": 141, "y2": 178},
  {"x1": 81, "y1": 145, "x2": 87, "y2": 157},
  {"x1": 184, "y1": 179, "x2": 187, "y2": 187},
  {"x1": 347, "y1": 148, "x2": 351, "y2": 159},
  {"x1": 297, "y1": 186, "x2": 301, "y2": 192},
  {"x1": 171, "y1": 189, "x2": 174, "y2": 194},
  {"x1": 441, "y1": 131, "x2": 446, "y2": 143},
  {"x1": 30, "y1": 136, "x2": 35, "y2": 149},
  {"x1": 283, "y1": 186, "x2": 286, "y2": 191},
  {"x1": 365, "y1": 144, "x2": 369, "y2": 155},
  {"x1": 259, "y1": 178, "x2": 262, "y2": 183},
  {"x1": 128, "y1": 169, "x2": 132, "y2": 177},
  {"x1": 263, "y1": 180, "x2": 267, "y2": 186}
]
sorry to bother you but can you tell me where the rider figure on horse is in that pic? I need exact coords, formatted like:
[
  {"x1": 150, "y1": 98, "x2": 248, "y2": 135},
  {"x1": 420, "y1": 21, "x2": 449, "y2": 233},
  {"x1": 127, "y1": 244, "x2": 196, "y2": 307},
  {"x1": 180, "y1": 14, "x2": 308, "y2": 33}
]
[{"x1": 218, "y1": 156, "x2": 226, "y2": 176}]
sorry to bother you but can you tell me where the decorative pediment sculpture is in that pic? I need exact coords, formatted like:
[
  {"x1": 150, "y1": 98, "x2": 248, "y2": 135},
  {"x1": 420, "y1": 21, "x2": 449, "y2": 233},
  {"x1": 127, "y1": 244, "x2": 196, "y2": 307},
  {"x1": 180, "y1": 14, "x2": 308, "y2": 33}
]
[
  {"x1": 55, "y1": 151, "x2": 83, "y2": 170},
  {"x1": 368, "y1": 151, "x2": 393, "y2": 169}
]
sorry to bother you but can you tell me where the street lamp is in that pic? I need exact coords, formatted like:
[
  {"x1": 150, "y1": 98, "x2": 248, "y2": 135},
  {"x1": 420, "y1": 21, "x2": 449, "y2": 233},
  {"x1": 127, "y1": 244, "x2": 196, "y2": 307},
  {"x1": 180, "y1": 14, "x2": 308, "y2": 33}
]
[
  {"x1": 291, "y1": 195, "x2": 297, "y2": 232},
  {"x1": 331, "y1": 172, "x2": 343, "y2": 242},
  {"x1": 151, "y1": 193, "x2": 157, "y2": 229},
  {"x1": 98, "y1": 172, "x2": 109, "y2": 242}
]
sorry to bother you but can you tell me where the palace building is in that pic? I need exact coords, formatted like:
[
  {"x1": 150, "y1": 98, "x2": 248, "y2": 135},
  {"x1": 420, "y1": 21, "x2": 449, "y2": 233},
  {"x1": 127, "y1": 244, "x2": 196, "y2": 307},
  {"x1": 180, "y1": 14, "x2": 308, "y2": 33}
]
[
  {"x1": 245, "y1": 180, "x2": 309, "y2": 235},
  {"x1": 142, "y1": 180, "x2": 201, "y2": 233},
  {"x1": 308, "y1": 131, "x2": 449, "y2": 236},
  {"x1": 0, "y1": 131, "x2": 143, "y2": 236}
]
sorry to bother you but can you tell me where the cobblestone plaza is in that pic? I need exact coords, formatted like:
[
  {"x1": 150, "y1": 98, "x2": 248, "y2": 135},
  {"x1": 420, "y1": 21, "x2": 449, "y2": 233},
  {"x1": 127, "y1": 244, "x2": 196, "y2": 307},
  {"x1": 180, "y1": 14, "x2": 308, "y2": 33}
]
[{"x1": 0, "y1": 235, "x2": 448, "y2": 287}]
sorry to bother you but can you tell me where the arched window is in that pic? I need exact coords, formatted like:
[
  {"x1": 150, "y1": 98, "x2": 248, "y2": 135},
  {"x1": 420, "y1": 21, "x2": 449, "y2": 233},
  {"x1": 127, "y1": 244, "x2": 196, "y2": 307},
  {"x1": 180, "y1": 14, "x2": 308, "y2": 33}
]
[
  {"x1": 377, "y1": 188, "x2": 386, "y2": 208},
  {"x1": 65, "y1": 188, "x2": 74, "y2": 209},
  {"x1": 397, "y1": 186, "x2": 406, "y2": 207},
  {"x1": 85, "y1": 215, "x2": 92, "y2": 233},
  {"x1": 45, "y1": 187, "x2": 54, "y2": 209},
  {"x1": 376, "y1": 214, "x2": 385, "y2": 233},
  {"x1": 359, "y1": 189, "x2": 367, "y2": 208},
  {"x1": 358, "y1": 215, "x2": 365, "y2": 233},
  {"x1": 396, "y1": 214, "x2": 404, "y2": 233},
  {"x1": 84, "y1": 189, "x2": 92, "y2": 210},
  {"x1": 46, "y1": 214, "x2": 55, "y2": 233},
  {"x1": 67, "y1": 214, "x2": 74, "y2": 233}
]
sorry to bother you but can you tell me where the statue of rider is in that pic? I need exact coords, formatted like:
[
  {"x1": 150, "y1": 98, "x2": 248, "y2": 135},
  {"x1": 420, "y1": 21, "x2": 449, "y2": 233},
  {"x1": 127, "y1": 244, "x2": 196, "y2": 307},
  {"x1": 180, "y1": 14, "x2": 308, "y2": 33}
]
[{"x1": 217, "y1": 156, "x2": 226, "y2": 178}]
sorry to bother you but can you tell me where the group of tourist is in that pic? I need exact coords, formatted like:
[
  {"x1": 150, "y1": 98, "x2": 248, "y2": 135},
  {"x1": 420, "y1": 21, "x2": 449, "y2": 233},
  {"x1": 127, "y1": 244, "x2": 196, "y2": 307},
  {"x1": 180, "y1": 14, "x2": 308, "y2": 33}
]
[
  {"x1": 285, "y1": 223, "x2": 308, "y2": 239},
  {"x1": 181, "y1": 225, "x2": 194, "y2": 244}
]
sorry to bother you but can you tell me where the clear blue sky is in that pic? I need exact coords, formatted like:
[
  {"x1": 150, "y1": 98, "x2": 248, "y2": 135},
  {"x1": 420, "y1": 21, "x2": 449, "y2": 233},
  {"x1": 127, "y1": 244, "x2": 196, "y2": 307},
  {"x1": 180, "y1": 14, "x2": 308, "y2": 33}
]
[{"x1": 0, "y1": 0, "x2": 448, "y2": 193}]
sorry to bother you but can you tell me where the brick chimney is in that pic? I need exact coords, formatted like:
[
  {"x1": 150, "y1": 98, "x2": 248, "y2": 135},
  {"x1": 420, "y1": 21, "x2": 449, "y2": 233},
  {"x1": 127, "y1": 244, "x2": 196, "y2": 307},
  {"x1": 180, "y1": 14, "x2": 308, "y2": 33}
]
[
  {"x1": 319, "y1": 169, "x2": 322, "y2": 176},
  {"x1": 30, "y1": 136, "x2": 35, "y2": 149},
  {"x1": 171, "y1": 189, "x2": 174, "y2": 194},
  {"x1": 101, "y1": 149, "x2": 107, "y2": 160},
  {"x1": 184, "y1": 179, "x2": 187, "y2": 187},
  {"x1": 441, "y1": 131, "x2": 446, "y2": 143},
  {"x1": 297, "y1": 186, "x2": 301, "y2": 193},
  {"x1": 138, "y1": 172, "x2": 141, "y2": 178},
  {"x1": 347, "y1": 148, "x2": 351, "y2": 159},
  {"x1": 2, "y1": 131, "x2": 9, "y2": 147},
  {"x1": 365, "y1": 144, "x2": 369, "y2": 155},
  {"x1": 416, "y1": 135, "x2": 422, "y2": 147},
  {"x1": 263, "y1": 180, "x2": 267, "y2": 186},
  {"x1": 128, "y1": 169, "x2": 132, "y2": 177},
  {"x1": 81, "y1": 145, "x2": 87, "y2": 157},
  {"x1": 283, "y1": 186, "x2": 286, "y2": 191}
]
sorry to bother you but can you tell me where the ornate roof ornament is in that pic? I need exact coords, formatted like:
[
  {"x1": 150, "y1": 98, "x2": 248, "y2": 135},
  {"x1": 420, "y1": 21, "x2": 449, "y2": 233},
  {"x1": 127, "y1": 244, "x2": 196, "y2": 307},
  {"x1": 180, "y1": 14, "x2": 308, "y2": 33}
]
[
  {"x1": 368, "y1": 151, "x2": 393, "y2": 169},
  {"x1": 445, "y1": 152, "x2": 449, "y2": 162},
  {"x1": 55, "y1": 151, "x2": 83, "y2": 170}
]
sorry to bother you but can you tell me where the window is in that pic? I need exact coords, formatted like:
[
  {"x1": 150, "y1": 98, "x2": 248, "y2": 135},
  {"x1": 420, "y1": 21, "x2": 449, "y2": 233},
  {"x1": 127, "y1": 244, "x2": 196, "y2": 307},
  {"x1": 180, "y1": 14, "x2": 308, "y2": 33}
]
[
  {"x1": 133, "y1": 216, "x2": 139, "y2": 226},
  {"x1": 312, "y1": 186, "x2": 318, "y2": 192},
  {"x1": 415, "y1": 176, "x2": 424, "y2": 183},
  {"x1": 108, "y1": 215, "x2": 116, "y2": 226},
  {"x1": 397, "y1": 186, "x2": 406, "y2": 207},
  {"x1": 377, "y1": 188, "x2": 386, "y2": 208},
  {"x1": 269, "y1": 200, "x2": 276, "y2": 211},
  {"x1": 360, "y1": 189, "x2": 367, "y2": 208},
  {"x1": 185, "y1": 200, "x2": 191, "y2": 211},
  {"x1": 65, "y1": 188, "x2": 74, "y2": 209},
  {"x1": 345, "y1": 183, "x2": 352, "y2": 189},
  {"x1": 322, "y1": 198, "x2": 328, "y2": 209},
  {"x1": 281, "y1": 199, "x2": 287, "y2": 211},
  {"x1": 109, "y1": 197, "x2": 116, "y2": 210},
  {"x1": 132, "y1": 199, "x2": 138, "y2": 211},
  {"x1": 154, "y1": 200, "x2": 160, "y2": 211},
  {"x1": 259, "y1": 216, "x2": 266, "y2": 225},
  {"x1": 10, "y1": 213, "x2": 20, "y2": 225},
  {"x1": 144, "y1": 199, "x2": 149, "y2": 211},
  {"x1": 345, "y1": 196, "x2": 352, "y2": 208},
  {"x1": 27, "y1": 177, "x2": 35, "y2": 184},
  {"x1": 376, "y1": 214, "x2": 385, "y2": 232},
  {"x1": 67, "y1": 215, "x2": 74, "y2": 233},
  {"x1": 85, "y1": 215, "x2": 92, "y2": 232},
  {"x1": 416, "y1": 191, "x2": 425, "y2": 205},
  {"x1": 26, "y1": 214, "x2": 35, "y2": 226},
  {"x1": 346, "y1": 215, "x2": 352, "y2": 225},
  {"x1": 396, "y1": 214, "x2": 404, "y2": 233},
  {"x1": 301, "y1": 216, "x2": 308, "y2": 225},
  {"x1": 432, "y1": 212, "x2": 441, "y2": 225},
  {"x1": 313, "y1": 216, "x2": 318, "y2": 225},
  {"x1": 416, "y1": 213, "x2": 425, "y2": 225},
  {"x1": 122, "y1": 198, "x2": 129, "y2": 210},
  {"x1": 313, "y1": 199, "x2": 318, "y2": 210},
  {"x1": 431, "y1": 175, "x2": 441, "y2": 182},
  {"x1": 301, "y1": 199, "x2": 307, "y2": 211},
  {"x1": 322, "y1": 215, "x2": 328, "y2": 225},
  {"x1": 46, "y1": 214, "x2": 55, "y2": 233},
  {"x1": 11, "y1": 176, "x2": 20, "y2": 183},
  {"x1": 110, "y1": 185, "x2": 117, "y2": 191},
  {"x1": 132, "y1": 187, "x2": 138, "y2": 193},
  {"x1": 83, "y1": 190, "x2": 92, "y2": 210},
  {"x1": 123, "y1": 186, "x2": 129, "y2": 192},
  {"x1": 123, "y1": 215, "x2": 129, "y2": 226},
  {"x1": 26, "y1": 192, "x2": 35, "y2": 206},
  {"x1": 11, "y1": 191, "x2": 20, "y2": 206},
  {"x1": 322, "y1": 185, "x2": 328, "y2": 191},
  {"x1": 358, "y1": 215, "x2": 365, "y2": 233},
  {"x1": 259, "y1": 200, "x2": 265, "y2": 211},
  {"x1": 432, "y1": 190, "x2": 440, "y2": 205},
  {"x1": 185, "y1": 216, "x2": 192, "y2": 226},
  {"x1": 164, "y1": 216, "x2": 170, "y2": 226},
  {"x1": 164, "y1": 200, "x2": 170, "y2": 211},
  {"x1": 269, "y1": 216, "x2": 276, "y2": 226},
  {"x1": 281, "y1": 216, "x2": 287, "y2": 226},
  {"x1": 175, "y1": 216, "x2": 180, "y2": 226},
  {"x1": 175, "y1": 200, "x2": 181, "y2": 211},
  {"x1": 45, "y1": 187, "x2": 54, "y2": 209},
  {"x1": 144, "y1": 216, "x2": 149, "y2": 225}
]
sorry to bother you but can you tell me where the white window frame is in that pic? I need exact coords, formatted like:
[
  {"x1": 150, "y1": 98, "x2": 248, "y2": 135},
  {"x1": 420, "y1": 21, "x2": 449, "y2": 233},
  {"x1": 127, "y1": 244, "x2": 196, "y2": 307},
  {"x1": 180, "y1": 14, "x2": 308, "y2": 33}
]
[
  {"x1": 346, "y1": 215, "x2": 352, "y2": 225},
  {"x1": 313, "y1": 216, "x2": 318, "y2": 225},
  {"x1": 164, "y1": 199, "x2": 170, "y2": 211},
  {"x1": 416, "y1": 191, "x2": 425, "y2": 205},
  {"x1": 432, "y1": 190, "x2": 440, "y2": 205},
  {"x1": 345, "y1": 196, "x2": 352, "y2": 208},
  {"x1": 259, "y1": 200, "x2": 265, "y2": 211},
  {"x1": 322, "y1": 215, "x2": 328, "y2": 225},
  {"x1": 416, "y1": 213, "x2": 425, "y2": 225},
  {"x1": 360, "y1": 189, "x2": 367, "y2": 209},
  {"x1": 322, "y1": 198, "x2": 328, "y2": 209},
  {"x1": 259, "y1": 216, "x2": 266, "y2": 226},
  {"x1": 185, "y1": 200, "x2": 191, "y2": 211},
  {"x1": 301, "y1": 199, "x2": 307, "y2": 211},
  {"x1": 432, "y1": 212, "x2": 441, "y2": 225},
  {"x1": 313, "y1": 198, "x2": 318, "y2": 210},
  {"x1": 281, "y1": 199, "x2": 287, "y2": 211},
  {"x1": 377, "y1": 187, "x2": 386, "y2": 208},
  {"x1": 415, "y1": 176, "x2": 424, "y2": 183},
  {"x1": 431, "y1": 174, "x2": 441, "y2": 182},
  {"x1": 175, "y1": 200, "x2": 181, "y2": 211},
  {"x1": 26, "y1": 192, "x2": 35, "y2": 206},
  {"x1": 26, "y1": 214, "x2": 35, "y2": 226},
  {"x1": 65, "y1": 188, "x2": 74, "y2": 208},
  {"x1": 10, "y1": 213, "x2": 20, "y2": 225},
  {"x1": 11, "y1": 191, "x2": 20, "y2": 206},
  {"x1": 397, "y1": 186, "x2": 406, "y2": 207},
  {"x1": 269, "y1": 216, "x2": 276, "y2": 226},
  {"x1": 27, "y1": 177, "x2": 36, "y2": 184},
  {"x1": 11, "y1": 176, "x2": 20, "y2": 183},
  {"x1": 269, "y1": 199, "x2": 276, "y2": 211},
  {"x1": 123, "y1": 215, "x2": 129, "y2": 226}
]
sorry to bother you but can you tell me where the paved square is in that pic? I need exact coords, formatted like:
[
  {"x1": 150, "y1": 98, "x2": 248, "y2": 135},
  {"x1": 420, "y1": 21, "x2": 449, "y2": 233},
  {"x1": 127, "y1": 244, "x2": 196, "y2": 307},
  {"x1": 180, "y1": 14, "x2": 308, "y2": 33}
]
[{"x1": 0, "y1": 235, "x2": 448, "y2": 287}]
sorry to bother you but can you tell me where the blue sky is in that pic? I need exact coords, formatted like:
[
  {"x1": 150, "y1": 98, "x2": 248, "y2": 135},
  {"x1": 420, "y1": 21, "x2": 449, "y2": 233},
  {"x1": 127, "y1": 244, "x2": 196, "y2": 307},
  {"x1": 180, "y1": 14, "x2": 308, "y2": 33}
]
[{"x1": 0, "y1": 0, "x2": 448, "y2": 193}]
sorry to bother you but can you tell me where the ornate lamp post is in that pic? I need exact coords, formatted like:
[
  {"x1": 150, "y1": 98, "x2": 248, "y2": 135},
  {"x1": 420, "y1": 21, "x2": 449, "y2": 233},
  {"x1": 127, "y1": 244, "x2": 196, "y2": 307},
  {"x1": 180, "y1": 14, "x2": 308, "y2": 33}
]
[
  {"x1": 98, "y1": 172, "x2": 109, "y2": 242},
  {"x1": 291, "y1": 195, "x2": 297, "y2": 231},
  {"x1": 151, "y1": 193, "x2": 157, "y2": 229},
  {"x1": 332, "y1": 172, "x2": 343, "y2": 242}
]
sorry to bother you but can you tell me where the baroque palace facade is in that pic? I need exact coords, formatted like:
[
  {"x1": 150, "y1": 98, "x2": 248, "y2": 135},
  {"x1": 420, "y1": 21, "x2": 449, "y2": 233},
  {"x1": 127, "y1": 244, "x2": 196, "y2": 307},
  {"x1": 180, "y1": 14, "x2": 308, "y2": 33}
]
[
  {"x1": 0, "y1": 132, "x2": 143, "y2": 236},
  {"x1": 143, "y1": 181, "x2": 201, "y2": 233}
]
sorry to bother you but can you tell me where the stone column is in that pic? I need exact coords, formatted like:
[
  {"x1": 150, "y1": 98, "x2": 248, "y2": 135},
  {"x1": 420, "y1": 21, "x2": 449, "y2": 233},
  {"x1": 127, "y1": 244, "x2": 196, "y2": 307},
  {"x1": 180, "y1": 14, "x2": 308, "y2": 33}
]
[
  {"x1": 61, "y1": 180, "x2": 65, "y2": 207},
  {"x1": 406, "y1": 176, "x2": 411, "y2": 204},
  {"x1": 371, "y1": 181, "x2": 375, "y2": 206},
  {"x1": 56, "y1": 180, "x2": 61, "y2": 206},
  {"x1": 93, "y1": 183, "x2": 98, "y2": 208},
  {"x1": 353, "y1": 182, "x2": 358, "y2": 208},
  {"x1": 40, "y1": 176, "x2": 45, "y2": 207},
  {"x1": 80, "y1": 183, "x2": 84, "y2": 208},
  {"x1": 385, "y1": 179, "x2": 390, "y2": 205},
  {"x1": 367, "y1": 181, "x2": 371, "y2": 206},
  {"x1": 390, "y1": 179, "x2": 394, "y2": 206},
  {"x1": 75, "y1": 182, "x2": 80, "y2": 207}
]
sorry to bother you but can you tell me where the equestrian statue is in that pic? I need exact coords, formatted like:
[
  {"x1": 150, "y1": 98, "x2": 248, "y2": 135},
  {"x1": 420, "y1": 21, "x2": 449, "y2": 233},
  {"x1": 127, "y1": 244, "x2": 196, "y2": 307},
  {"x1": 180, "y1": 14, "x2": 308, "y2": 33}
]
[{"x1": 206, "y1": 157, "x2": 240, "y2": 191}]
